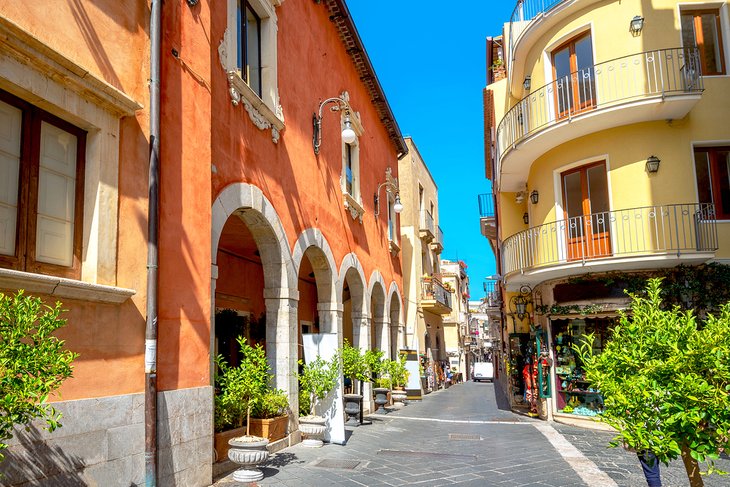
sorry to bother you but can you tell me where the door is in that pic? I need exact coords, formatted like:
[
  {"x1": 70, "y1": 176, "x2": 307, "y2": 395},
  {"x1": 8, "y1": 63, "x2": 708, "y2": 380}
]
[
  {"x1": 552, "y1": 33, "x2": 596, "y2": 119},
  {"x1": 562, "y1": 162, "x2": 611, "y2": 260}
]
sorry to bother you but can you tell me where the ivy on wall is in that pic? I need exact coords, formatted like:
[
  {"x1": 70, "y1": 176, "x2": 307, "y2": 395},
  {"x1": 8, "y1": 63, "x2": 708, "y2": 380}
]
[{"x1": 546, "y1": 263, "x2": 730, "y2": 317}]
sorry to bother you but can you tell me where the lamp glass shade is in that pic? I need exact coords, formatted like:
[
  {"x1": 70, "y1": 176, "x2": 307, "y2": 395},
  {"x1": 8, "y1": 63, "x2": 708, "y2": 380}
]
[
  {"x1": 530, "y1": 190, "x2": 539, "y2": 204},
  {"x1": 646, "y1": 155, "x2": 660, "y2": 173},
  {"x1": 515, "y1": 301, "x2": 527, "y2": 316},
  {"x1": 393, "y1": 195, "x2": 404, "y2": 213},
  {"x1": 342, "y1": 125, "x2": 357, "y2": 144},
  {"x1": 630, "y1": 16, "x2": 644, "y2": 34}
]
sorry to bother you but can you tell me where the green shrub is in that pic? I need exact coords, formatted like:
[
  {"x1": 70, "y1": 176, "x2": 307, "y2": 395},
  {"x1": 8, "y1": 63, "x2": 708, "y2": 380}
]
[
  {"x1": 0, "y1": 291, "x2": 77, "y2": 463},
  {"x1": 251, "y1": 389, "x2": 289, "y2": 419},
  {"x1": 298, "y1": 355, "x2": 338, "y2": 417},
  {"x1": 575, "y1": 278, "x2": 730, "y2": 486}
]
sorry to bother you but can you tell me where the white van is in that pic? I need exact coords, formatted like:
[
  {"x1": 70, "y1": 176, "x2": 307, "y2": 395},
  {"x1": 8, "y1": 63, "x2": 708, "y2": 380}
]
[{"x1": 472, "y1": 362, "x2": 494, "y2": 382}]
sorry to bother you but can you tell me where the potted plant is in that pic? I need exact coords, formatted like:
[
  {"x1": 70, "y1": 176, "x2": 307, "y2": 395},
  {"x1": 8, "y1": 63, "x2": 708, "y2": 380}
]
[
  {"x1": 388, "y1": 355, "x2": 410, "y2": 407},
  {"x1": 339, "y1": 340, "x2": 370, "y2": 426},
  {"x1": 214, "y1": 336, "x2": 272, "y2": 482},
  {"x1": 249, "y1": 389, "x2": 289, "y2": 443},
  {"x1": 366, "y1": 349, "x2": 389, "y2": 414},
  {"x1": 297, "y1": 355, "x2": 338, "y2": 447}
]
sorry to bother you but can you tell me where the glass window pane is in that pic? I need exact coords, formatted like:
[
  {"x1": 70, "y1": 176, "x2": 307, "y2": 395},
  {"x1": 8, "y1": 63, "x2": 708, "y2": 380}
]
[
  {"x1": 345, "y1": 144, "x2": 353, "y2": 195},
  {"x1": 554, "y1": 47, "x2": 572, "y2": 114},
  {"x1": 694, "y1": 151, "x2": 713, "y2": 204},
  {"x1": 575, "y1": 36, "x2": 595, "y2": 106},
  {"x1": 700, "y1": 13, "x2": 723, "y2": 74},
  {"x1": 563, "y1": 172, "x2": 583, "y2": 219},
  {"x1": 681, "y1": 14, "x2": 697, "y2": 47},
  {"x1": 246, "y1": 6, "x2": 261, "y2": 96},
  {"x1": 586, "y1": 164, "x2": 609, "y2": 214},
  {"x1": 0, "y1": 100, "x2": 21, "y2": 256},
  {"x1": 236, "y1": 0, "x2": 243, "y2": 71},
  {"x1": 718, "y1": 150, "x2": 730, "y2": 216},
  {"x1": 36, "y1": 121, "x2": 76, "y2": 267}
]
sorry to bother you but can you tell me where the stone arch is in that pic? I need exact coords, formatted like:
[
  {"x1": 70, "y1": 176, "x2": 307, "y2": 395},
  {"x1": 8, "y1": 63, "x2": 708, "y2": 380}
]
[
  {"x1": 387, "y1": 282, "x2": 405, "y2": 358},
  {"x1": 210, "y1": 182, "x2": 298, "y2": 408},
  {"x1": 292, "y1": 228, "x2": 339, "y2": 310},
  {"x1": 368, "y1": 271, "x2": 388, "y2": 356},
  {"x1": 338, "y1": 253, "x2": 368, "y2": 350}
]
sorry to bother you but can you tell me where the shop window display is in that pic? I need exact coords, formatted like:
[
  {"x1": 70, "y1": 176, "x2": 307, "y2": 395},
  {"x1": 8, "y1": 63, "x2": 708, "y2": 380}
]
[{"x1": 552, "y1": 318, "x2": 615, "y2": 416}]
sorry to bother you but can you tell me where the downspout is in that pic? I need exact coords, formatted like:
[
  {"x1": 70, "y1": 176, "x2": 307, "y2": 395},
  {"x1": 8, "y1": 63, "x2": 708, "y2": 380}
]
[{"x1": 145, "y1": 0, "x2": 161, "y2": 485}]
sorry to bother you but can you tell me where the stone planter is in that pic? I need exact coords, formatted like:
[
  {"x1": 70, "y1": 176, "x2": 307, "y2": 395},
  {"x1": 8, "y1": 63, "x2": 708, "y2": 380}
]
[
  {"x1": 298, "y1": 415, "x2": 327, "y2": 447},
  {"x1": 228, "y1": 436, "x2": 270, "y2": 482},
  {"x1": 249, "y1": 414, "x2": 288, "y2": 442},
  {"x1": 391, "y1": 388, "x2": 407, "y2": 408},
  {"x1": 373, "y1": 387, "x2": 389, "y2": 414},
  {"x1": 213, "y1": 426, "x2": 247, "y2": 463},
  {"x1": 343, "y1": 393, "x2": 362, "y2": 426}
]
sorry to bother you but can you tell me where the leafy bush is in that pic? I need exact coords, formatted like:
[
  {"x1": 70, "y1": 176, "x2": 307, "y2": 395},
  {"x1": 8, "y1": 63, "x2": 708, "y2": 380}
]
[
  {"x1": 298, "y1": 355, "x2": 338, "y2": 417},
  {"x1": 339, "y1": 340, "x2": 370, "y2": 386},
  {"x1": 251, "y1": 389, "x2": 289, "y2": 419},
  {"x1": 215, "y1": 337, "x2": 272, "y2": 436},
  {"x1": 575, "y1": 278, "x2": 730, "y2": 486},
  {"x1": 386, "y1": 355, "x2": 410, "y2": 388},
  {"x1": 374, "y1": 376, "x2": 392, "y2": 389},
  {"x1": 364, "y1": 348, "x2": 385, "y2": 378},
  {"x1": 0, "y1": 291, "x2": 77, "y2": 463}
]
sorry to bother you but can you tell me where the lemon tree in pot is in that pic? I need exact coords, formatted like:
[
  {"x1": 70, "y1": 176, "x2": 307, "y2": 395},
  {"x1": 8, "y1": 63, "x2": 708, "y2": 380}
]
[
  {"x1": 215, "y1": 337, "x2": 272, "y2": 482},
  {"x1": 366, "y1": 349, "x2": 389, "y2": 414},
  {"x1": 297, "y1": 355, "x2": 338, "y2": 447},
  {"x1": 387, "y1": 355, "x2": 410, "y2": 407},
  {"x1": 249, "y1": 389, "x2": 289, "y2": 443},
  {"x1": 339, "y1": 340, "x2": 370, "y2": 426}
]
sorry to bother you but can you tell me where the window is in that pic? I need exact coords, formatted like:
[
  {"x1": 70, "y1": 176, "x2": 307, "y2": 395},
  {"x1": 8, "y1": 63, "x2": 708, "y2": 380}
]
[
  {"x1": 561, "y1": 161, "x2": 610, "y2": 260},
  {"x1": 0, "y1": 90, "x2": 85, "y2": 278},
  {"x1": 552, "y1": 32, "x2": 595, "y2": 118},
  {"x1": 695, "y1": 146, "x2": 730, "y2": 219},
  {"x1": 340, "y1": 110, "x2": 364, "y2": 221},
  {"x1": 345, "y1": 143, "x2": 354, "y2": 196},
  {"x1": 681, "y1": 9, "x2": 726, "y2": 75},
  {"x1": 237, "y1": 0, "x2": 262, "y2": 96},
  {"x1": 387, "y1": 193, "x2": 396, "y2": 242}
]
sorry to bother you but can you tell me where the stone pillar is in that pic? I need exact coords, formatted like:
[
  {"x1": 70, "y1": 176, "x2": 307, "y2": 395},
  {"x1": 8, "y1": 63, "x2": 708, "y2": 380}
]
[
  {"x1": 264, "y1": 287, "x2": 299, "y2": 419},
  {"x1": 317, "y1": 302, "x2": 343, "y2": 337},
  {"x1": 374, "y1": 318, "x2": 390, "y2": 358},
  {"x1": 351, "y1": 311, "x2": 373, "y2": 412}
]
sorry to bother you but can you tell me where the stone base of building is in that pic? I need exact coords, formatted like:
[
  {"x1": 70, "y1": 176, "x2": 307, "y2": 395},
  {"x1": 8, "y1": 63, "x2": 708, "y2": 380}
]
[
  {"x1": 552, "y1": 412, "x2": 616, "y2": 432},
  {"x1": 1, "y1": 386, "x2": 213, "y2": 486}
]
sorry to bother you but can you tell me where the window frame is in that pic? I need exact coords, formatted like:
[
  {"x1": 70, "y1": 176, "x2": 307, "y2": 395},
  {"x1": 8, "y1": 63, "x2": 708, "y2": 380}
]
[
  {"x1": 694, "y1": 146, "x2": 730, "y2": 219},
  {"x1": 238, "y1": 0, "x2": 263, "y2": 97},
  {"x1": 551, "y1": 31, "x2": 596, "y2": 119},
  {"x1": 681, "y1": 8, "x2": 726, "y2": 76},
  {"x1": 0, "y1": 89, "x2": 86, "y2": 279}
]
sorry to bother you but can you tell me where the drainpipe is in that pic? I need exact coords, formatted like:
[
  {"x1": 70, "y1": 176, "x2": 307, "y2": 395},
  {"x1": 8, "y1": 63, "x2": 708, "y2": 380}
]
[{"x1": 145, "y1": 0, "x2": 161, "y2": 485}]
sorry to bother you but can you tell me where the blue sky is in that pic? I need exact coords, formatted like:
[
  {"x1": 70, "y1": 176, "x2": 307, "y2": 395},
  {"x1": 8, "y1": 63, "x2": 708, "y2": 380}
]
[{"x1": 347, "y1": 1, "x2": 514, "y2": 299}]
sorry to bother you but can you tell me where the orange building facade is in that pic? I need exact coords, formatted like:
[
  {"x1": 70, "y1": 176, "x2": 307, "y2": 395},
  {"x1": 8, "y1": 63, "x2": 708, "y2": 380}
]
[{"x1": 1, "y1": 0, "x2": 405, "y2": 485}]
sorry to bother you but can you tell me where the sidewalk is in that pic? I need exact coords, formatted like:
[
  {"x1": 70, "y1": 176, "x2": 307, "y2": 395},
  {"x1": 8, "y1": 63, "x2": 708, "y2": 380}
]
[{"x1": 213, "y1": 381, "x2": 730, "y2": 486}]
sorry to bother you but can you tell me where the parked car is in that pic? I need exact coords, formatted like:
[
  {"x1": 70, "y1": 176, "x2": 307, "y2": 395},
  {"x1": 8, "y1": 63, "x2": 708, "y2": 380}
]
[{"x1": 472, "y1": 362, "x2": 494, "y2": 382}]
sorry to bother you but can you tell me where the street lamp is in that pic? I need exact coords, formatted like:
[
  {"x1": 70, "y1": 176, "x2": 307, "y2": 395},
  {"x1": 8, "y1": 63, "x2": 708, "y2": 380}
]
[
  {"x1": 313, "y1": 95, "x2": 356, "y2": 155},
  {"x1": 374, "y1": 167, "x2": 403, "y2": 217},
  {"x1": 509, "y1": 285, "x2": 533, "y2": 321}
]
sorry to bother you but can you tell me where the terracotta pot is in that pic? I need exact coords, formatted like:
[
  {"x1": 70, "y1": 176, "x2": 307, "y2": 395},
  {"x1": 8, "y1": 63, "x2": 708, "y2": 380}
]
[
  {"x1": 213, "y1": 426, "x2": 247, "y2": 463},
  {"x1": 248, "y1": 414, "x2": 288, "y2": 442}
]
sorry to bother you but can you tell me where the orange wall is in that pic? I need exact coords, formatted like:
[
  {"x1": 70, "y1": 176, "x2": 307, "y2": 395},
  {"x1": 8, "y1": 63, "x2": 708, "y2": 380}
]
[
  {"x1": 215, "y1": 252, "x2": 266, "y2": 318},
  {"x1": 0, "y1": 2, "x2": 150, "y2": 401},
  {"x1": 155, "y1": 0, "x2": 404, "y2": 391}
]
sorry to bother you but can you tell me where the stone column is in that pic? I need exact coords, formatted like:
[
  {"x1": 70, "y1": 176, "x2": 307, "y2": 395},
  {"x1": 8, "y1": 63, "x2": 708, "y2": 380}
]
[
  {"x1": 264, "y1": 287, "x2": 299, "y2": 420},
  {"x1": 373, "y1": 318, "x2": 390, "y2": 358}
]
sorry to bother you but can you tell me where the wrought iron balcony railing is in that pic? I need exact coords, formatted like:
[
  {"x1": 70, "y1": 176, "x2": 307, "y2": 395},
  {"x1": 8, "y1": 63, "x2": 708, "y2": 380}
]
[
  {"x1": 483, "y1": 281, "x2": 502, "y2": 308},
  {"x1": 503, "y1": 204, "x2": 717, "y2": 275},
  {"x1": 509, "y1": 0, "x2": 565, "y2": 49},
  {"x1": 421, "y1": 276, "x2": 452, "y2": 310},
  {"x1": 478, "y1": 193, "x2": 496, "y2": 218},
  {"x1": 497, "y1": 48, "x2": 703, "y2": 162},
  {"x1": 437, "y1": 226, "x2": 444, "y2": 246},
  {"x1": 420, "y1": 209, "x2": 435, "y2": 235}
]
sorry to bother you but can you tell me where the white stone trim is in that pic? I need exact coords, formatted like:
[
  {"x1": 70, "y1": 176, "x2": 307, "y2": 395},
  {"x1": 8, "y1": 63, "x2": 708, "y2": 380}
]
[
  {"x1": 0, "y1": 269, "x2": 134, "y2": 304},
  {"x1": 291, "y1": 228, "x2": 339, "y2": 305}
]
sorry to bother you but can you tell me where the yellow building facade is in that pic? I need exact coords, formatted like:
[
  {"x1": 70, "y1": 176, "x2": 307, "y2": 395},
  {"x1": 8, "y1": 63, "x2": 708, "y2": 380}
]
[{"x1": 483, "y1": 0, "x2": 730, "y2": 427}]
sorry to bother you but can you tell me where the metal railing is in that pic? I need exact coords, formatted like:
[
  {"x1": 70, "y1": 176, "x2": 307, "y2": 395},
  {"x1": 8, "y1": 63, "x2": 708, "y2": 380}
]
[
  {"x1": 509, "y1": 0, "x2": 565, "y2": 58},
  {"x1": 421, "y1": 210, "x2": 435, "y2": 235},
  {"x1": 497, "y1": 48, "x2": 703, "y2": 161},
  {"x1": 421, "y1": 276, "x2": 452, "y2": 310},
  {"x1": 437, "y1": 226, "x2": 444, "y2": 246},
  {"x1": 503, "y1": 204, "x2": 718, "y2": 274},
  {"x1": 483, "y1": 281, "x2": 501, "y2": 308}
]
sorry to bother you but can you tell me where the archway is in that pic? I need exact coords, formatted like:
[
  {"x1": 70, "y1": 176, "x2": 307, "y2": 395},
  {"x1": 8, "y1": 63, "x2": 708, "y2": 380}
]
[
  {"x1": 369, "y1": 272, "x2": 388, "y2": 358},
  {"x1": 211, "y1": 183, "x2": 298, "y2": 434},
  {"x1": 388, "y1": 287, "x2": 403, "y2": 359}
]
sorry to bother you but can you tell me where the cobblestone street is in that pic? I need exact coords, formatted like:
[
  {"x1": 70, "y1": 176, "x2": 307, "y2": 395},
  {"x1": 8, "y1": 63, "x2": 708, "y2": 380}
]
[{"x1": 215, "y1": 381, "x2": 730, "y2": 486}]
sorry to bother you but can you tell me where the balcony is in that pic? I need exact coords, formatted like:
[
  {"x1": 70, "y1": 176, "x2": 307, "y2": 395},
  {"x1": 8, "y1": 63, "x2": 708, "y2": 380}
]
[
  {"x1": 419, "y1": 210, "x2": 435, "y2": 242},
  {"x1": 507, "y1": 0, "x2": 607, "y2": 96},
  {"x1": 497, "y1": 48, "x2": 704, "y2": 191},
  {"x1": 420, "y1": 276, "x2": 452, "y2": 314},
  {"x1": 483, "y1": 281, "x2": 502, "y2": 308},
  {"x1": 478, "y1": 193, "x2": 497, "y2": 240},
  {"x1": 502, "y1": 203, "x2": 718, "y2": 288},
  {"x1": 430, "y1": 225, "x2": 444, "y2": 253}
]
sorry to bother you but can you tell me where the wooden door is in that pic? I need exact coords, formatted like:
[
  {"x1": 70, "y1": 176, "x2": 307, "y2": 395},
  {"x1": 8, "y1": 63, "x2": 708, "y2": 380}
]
[
  {"x1": 552, "y1": 33, "x2": 596, "y2": 119},
  {"x1": 562, "y1": 162, "x2": 611, "y2": 260}
]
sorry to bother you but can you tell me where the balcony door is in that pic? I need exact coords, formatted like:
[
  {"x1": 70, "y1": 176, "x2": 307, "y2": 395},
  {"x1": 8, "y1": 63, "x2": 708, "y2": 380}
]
[
  {"x1": 552, "y1": 32, "x2": 596, "y2": 119},
  {"x1": 562, "y1": 161, "x2": 611, "y2": 261}
]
